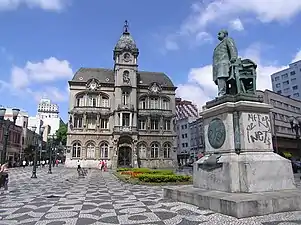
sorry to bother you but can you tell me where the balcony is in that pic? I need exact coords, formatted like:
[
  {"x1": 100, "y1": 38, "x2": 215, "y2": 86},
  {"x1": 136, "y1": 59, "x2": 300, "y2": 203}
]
[
  {"x1": 70, "y1": 106, "x2": 111, "y2": 115},
  {"x1": 117, "y1": 104, "x2": 135, "y2": 111},
  {"x1": 113, "y1": 126, "x2": 137, "y2": 134},
  {"x1": 138, "y1": 109, "x2": 173, "y2": 117}
]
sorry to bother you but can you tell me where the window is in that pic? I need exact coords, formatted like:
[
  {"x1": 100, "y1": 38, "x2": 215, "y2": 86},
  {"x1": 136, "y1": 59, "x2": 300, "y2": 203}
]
[
  {"x1": 163, "y1": 119, "x2": 171, "y2": 130},
  {"x1": 290, "y1": 71, "x2": 296, "y2": 75},
  {"x1": 163, "y1": 143, "x2": 171, "y2": 158},
  {"x1": 122, "y1": 91, "x2": 130, "y2": 105},
  {"x1": 277, "y1": 90, "x2": 282, "y2": 94},
  {"x1": 122, "y1": 113, "x2": 130, "y2": 126},
  {"x1": 151, "y1": 143, "x2": 159, "y2": 158},
  {"x1": 86, "y1": 143, "x2": 95, "y2": 159},
  {"x1": 100, "y1": 143, "x2": 109, "y2": 158},
  {"x1": 275, "y1": 76, "x2": 279, "y2": 81},
  {"x1": 86, "y1": 115, "x2": 96, "y2": 129},
  {"x1": 74, "y1": 116, "x2": 83, "y2": 128},
  {"x1": 139, "y1": 98, "x2": 147, "y2": 109},
  {"x1": 150, "y1": 97, "x2": 159, "y2": 109},
  {"x1": 283, "y1": 80, "x2": 289, "y2": 85},
  {"x1": 138, "y1": 119, "x2": 146, "y2": 130},
  {"x1": 281, "y1": 73, "x2": 288, "y2": 79},
  {"x1": 275, "y1": 83, "x2": 280, "y2": 88},
  {"x1": 88, "y1": 95, "x2": 97, "y2": 107},
  {"x1": 293, "y1": 85, "x2": 298, "y2": 90},
  {"x1": 294, "y1": 93, "x2": 300, "y2": 97},
  {"x1": 162, "y1": 99, "x2": 170, "y2": 110},
  {"x1": 76, "y1": 96, "x2": 84, "y2": 107},
  {"x1": 72, "y1": 142, "x2": 81, "y2": 158},
  {"x1": 291, "y1": 78, "x2": 297, "y2": 82},
  {"x1": 284, "y1": 88, "x2": 290, "y2": 93},
  {"x1": 100, "y1": 118, "x2": 109, "y2": 129},
  {"x1": 150, "y1": 119, "x2": 159, "y2": 130},
  {"x1": 138, "y1": 144, "x2": 147, "y2": 158},
  {"x1": 101, "y1": 97, "x2": 109, "y2": 107}
]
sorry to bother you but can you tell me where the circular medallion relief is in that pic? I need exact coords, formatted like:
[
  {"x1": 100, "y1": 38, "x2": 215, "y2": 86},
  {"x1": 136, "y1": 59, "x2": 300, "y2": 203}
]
[
  {"x1": 79, "y1": 77, "x2": 83, "y2": 81},
  {"x1": 207, "y1": 118, "x2": 226, "y2": 149}
]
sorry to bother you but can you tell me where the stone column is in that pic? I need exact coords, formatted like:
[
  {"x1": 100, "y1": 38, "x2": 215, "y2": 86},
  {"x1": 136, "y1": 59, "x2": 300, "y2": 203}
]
[
  {"x1": 129, "y1": 113, "x2": 132, "y2": 127},
  {"x1": 95, "y1": 146, "x2": 100, "y2": 160},
  {"x1": 83, "y1": 113, "x2": 87, "y2": 130},
  {"x1": 96, "y1": 113, "x2": 100, "y2": 131}
]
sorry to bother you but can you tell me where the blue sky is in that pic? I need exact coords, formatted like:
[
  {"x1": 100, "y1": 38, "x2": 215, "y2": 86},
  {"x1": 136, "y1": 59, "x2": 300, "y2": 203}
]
[{"x1": 0, "y1": 0, "x2": 301, "y2": 122}]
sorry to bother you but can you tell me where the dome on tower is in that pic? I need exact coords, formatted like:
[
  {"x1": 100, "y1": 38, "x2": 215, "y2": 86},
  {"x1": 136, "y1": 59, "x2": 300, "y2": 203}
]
[{"x1": 114, "y1": 20, "x2": 139, "y2": 60}]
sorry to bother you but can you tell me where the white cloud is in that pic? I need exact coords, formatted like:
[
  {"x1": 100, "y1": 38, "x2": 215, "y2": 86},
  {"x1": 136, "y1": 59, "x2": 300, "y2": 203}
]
[
  {"x1": 164, "y1": 0, "x2": 301, "y2": 51},
  {"x1": 0, "y1": 0, "x2": 70, "y2": 11},
  {"x1": 10, "y1": 57, "x2": 73, "y2": 88},
  {"x1": 1, "y1": 57, "x2": 72, "y2": 103},
  {"x1": 292, "y1": 49, "x2": 301, "y2": 63},
  {"x1": 176, "y1": 44, "x2": 299, "y2": 109},
  {"x1": 229, "y1": 18, "x2": 244, "y2": 31}
]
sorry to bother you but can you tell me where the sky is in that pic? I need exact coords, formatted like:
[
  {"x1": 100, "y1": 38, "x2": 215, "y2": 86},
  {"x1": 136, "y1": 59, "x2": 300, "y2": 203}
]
[{"x1": 1, "y1": 0, "x2": 301, "y2": 122}]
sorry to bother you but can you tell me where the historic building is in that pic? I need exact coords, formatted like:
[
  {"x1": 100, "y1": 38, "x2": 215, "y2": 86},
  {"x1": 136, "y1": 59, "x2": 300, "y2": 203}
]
[{"x1": 65, "y1": 21, "x2": 177, "y2": 169}]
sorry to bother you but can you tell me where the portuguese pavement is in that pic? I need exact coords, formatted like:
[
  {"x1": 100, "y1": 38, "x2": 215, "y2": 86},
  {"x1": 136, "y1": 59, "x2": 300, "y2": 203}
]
[{"x1": 0, "y1": 166, "x2": 301, "y2": 225}]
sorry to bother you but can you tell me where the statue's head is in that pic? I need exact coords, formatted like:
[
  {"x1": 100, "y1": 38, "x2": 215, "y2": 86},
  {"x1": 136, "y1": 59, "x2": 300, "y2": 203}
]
[{"x1": 218, "y1": 30, "x2": 228, "y2": 41}]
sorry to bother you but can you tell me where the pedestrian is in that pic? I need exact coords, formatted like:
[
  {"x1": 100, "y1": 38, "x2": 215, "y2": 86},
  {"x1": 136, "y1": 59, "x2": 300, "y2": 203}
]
[
  {"x1": 42, "y1": 160, "x2": 45, "y2": 168},
  {"x1": 100, "y1": 160, "x2": 105, "y2": 171},
  {"x1": 22, "y1": 160, "x2": 26, "y2": 168},
  {"x1": 55, "y1": 159, "x2": 59, "y2": 167},
  {"x1": 77, "y1": 160, "x2": 81, "y2": 171},
  {"x1": 103, "y1": 160, "x2": 107, "y2": 172},
  {"x1": 0, "y1": 163, "x2": 9, "y2": 194}
]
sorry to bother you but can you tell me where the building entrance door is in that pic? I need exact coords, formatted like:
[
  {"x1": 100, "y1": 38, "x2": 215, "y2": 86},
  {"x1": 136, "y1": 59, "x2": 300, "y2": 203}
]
[{"x1": 118, "y1": 147, "x2": 132, "y2": 167}]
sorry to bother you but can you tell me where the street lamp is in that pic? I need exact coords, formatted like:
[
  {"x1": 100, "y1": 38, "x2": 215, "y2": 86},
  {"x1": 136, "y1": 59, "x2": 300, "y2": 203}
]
[
  {"x1": 31, "y1": 126, "x2": 45, "y2": 178},
  {"x1": 48, "y1": 134, "x2": 56, "y2": 174},
  {"x1": 39, "y1": 126, "x2": 45, "y2": 168},
  {"x1": 0, "y1": 108, "x2": 20, "y2": 165}
]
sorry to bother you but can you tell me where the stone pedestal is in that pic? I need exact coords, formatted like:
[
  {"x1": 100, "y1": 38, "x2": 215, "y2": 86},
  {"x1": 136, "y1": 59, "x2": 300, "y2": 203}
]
[{"x1": 164, "y1": 101, "x2": 301, "y2": 218}]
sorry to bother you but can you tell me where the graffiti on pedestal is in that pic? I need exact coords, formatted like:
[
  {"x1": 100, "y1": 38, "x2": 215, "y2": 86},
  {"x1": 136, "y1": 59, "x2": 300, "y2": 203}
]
[{"x1": 246, "y1": 113, "x2": 271, "y2": 146}]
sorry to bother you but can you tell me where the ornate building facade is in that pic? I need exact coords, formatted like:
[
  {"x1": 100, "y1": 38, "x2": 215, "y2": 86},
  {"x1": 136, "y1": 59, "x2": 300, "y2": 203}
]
[{"x1": 65, "y1": 22, "x2": 177, "y2": 169}]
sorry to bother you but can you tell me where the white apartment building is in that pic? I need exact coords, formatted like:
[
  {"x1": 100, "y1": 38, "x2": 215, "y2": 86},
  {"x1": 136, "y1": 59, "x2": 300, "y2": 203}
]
[
  {"x1": 37, "y1": 98, "x2": 63, "y2": 135},
  {"x1": 271, "y1": 60, "x2": 301, "y2": 100}
]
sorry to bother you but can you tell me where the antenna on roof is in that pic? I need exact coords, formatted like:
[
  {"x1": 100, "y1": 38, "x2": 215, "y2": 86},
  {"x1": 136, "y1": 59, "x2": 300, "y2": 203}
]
[{"x1": 123, "y1": 20, "x2": 129, "y2": 33}]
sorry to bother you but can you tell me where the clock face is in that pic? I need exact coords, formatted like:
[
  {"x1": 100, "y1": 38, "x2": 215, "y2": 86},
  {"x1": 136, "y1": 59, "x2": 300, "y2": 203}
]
[
  {"x1": 207, "y1": 118, "x2": 226, "y2": 149},
  {"x1": 124, "y1": 53, "x2": 131, "y2": 61}
]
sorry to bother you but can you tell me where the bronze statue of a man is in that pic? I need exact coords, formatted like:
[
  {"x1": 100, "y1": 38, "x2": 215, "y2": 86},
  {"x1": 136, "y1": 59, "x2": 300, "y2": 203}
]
[{"x1": 213, "y1": 30, "x2": 238, "y2": 96}]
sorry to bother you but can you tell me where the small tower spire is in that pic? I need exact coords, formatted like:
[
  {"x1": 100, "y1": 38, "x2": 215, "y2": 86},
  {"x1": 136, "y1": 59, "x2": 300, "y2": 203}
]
[{"x1": 123, "y1": 20, "x2": 129, "y2": 34}]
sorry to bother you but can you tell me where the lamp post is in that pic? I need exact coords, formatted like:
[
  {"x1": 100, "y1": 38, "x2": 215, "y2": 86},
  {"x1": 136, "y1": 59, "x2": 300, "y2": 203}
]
[
  {"x1": 0, "y1": 108, "x2": 20, "y2": 165},
  {"x1": 48, "y1": 134, "x2": 56, "y2": 174},
  {"x1": 31, "y1": 126, "x2": 44, "y2": 178}
]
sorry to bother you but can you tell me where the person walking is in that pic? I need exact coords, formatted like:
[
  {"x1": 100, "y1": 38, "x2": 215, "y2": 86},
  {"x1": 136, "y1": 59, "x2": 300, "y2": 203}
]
[
  {"x1": 0, "y1": 163, "x2": 9, "y2": 194},
  {"x1": 77, "y1": 160, "x2": 81, "y2": 171},
  {"x1": 22, "y1": 160, "x2": 26, "y2": 168}
]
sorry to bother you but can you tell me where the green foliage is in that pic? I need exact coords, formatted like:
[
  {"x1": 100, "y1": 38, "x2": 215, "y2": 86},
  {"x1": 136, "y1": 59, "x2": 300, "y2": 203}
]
[
  {"x1": 136, "y1": 174, "x2": 191, "y2": 183},
  {"x1": 55, "y1": 122, "x2": 67, "y2": 145},
  {"x1": 116, "y1": 168, "x2": 131, "y2": 172}
]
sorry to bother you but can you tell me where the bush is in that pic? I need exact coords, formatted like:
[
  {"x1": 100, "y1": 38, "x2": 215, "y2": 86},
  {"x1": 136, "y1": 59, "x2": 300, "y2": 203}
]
[
  {"x1": 136, "y1": 174, "x2": 191, "y2": 183},
  {"x1": 117, "y1": 168, "x2": 131, "y2": 172},
  {"x1": 131, "y1": 168, "x2": 151, "y2": 173},
  {"x1": 147, "y1": 169, "x2": 174, "y2": 175}
]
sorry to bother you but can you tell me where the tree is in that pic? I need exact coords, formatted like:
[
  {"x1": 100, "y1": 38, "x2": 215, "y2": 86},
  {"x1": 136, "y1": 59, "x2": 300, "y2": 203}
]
[{"x1": 56, "y1": 122, "x2": 67, "y2": 146}]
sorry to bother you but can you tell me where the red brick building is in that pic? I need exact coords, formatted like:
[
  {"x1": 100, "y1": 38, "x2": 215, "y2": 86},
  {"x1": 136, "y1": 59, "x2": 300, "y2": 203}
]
[{"x1": 0, "y1": 121, "x2": 22, "y2": 165}]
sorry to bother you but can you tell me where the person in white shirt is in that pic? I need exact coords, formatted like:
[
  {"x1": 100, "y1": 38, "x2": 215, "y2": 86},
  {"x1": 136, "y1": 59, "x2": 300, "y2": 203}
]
[{"x1": 22, "y1": 160, "x2": 26, "y2": 168}]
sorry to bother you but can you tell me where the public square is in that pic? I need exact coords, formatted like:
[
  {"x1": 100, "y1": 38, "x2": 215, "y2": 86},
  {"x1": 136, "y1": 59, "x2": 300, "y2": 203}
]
[{"x1": 0, "y1": 167, "x2": 300, "y2": 225}]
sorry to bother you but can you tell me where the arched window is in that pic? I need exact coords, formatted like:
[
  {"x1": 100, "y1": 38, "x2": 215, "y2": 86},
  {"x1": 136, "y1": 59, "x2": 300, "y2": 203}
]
[
  {"x1": 100, "y1": 143, "x2": 109, "y2": 158},
  {"x1": 162, "y1": 98, "x2": 170, "y2": 110},
  {"x1": 72, "y1": 142, "x2": 81, "y2": 158},
  {"x1": 139, "y1": 98, "x2": 147, "y2": 109},
  {"x1": 163, "y1": 143, "x2": 171, "y2": 158},
  {"x1": 138, "y1": 144, "x2": 147, "y2": 158},
  {"x1": 86, "y1": 143, "x2": 95, "y2": 159},
  {"x1": 88, "y1": 94, "x2": 98, "y2": 107},
  {"x1": 101, "y1": 96, "x2": 109, "y2": 107},
  {"x1": 151, "y1": 143, "x2": 159, "y2": 158},
  {"x1": 76, "y1": 95, "x2": 84, "y2": 107}
]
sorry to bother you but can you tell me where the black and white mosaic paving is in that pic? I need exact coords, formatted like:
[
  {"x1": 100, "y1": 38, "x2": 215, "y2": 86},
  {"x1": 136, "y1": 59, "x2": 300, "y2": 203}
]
[{"x1": 0, "y1": 166, "x2": 301, "y2": 225}]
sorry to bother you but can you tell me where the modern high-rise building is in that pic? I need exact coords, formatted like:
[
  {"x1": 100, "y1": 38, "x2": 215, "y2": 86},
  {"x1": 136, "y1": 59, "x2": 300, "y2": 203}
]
[
  {"x1": 37, "y1": 98, "x2": 63, "y2": 135},
  {"x1": 271, "y1": 60, "x2": 301, "y2": 100},
  {"x1": 65, "y1": 21, "x2": 177, "y2": 169}
]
